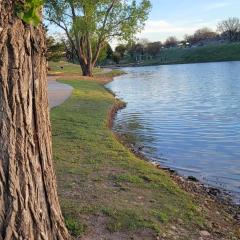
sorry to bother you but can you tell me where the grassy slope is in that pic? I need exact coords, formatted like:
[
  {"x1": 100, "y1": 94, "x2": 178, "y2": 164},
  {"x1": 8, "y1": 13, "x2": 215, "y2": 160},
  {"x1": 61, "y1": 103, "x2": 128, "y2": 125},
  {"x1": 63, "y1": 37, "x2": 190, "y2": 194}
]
[
  {"x1": 51, "y1": 78, "x2": 239, "y2": 239},
  {"x1": 182, "y1": 42, "x2": 240, "y2": 63},
  {"x1": 125, "y1": 43, "x2": 240, "y2": 66}
]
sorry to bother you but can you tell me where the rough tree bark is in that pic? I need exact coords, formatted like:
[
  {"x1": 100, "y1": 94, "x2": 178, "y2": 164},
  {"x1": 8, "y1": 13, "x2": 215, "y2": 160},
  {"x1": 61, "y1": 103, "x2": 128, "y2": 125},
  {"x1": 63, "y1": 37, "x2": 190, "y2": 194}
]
[{"x1": 0, "y1": 1, "x2": 70, "y2": 239}]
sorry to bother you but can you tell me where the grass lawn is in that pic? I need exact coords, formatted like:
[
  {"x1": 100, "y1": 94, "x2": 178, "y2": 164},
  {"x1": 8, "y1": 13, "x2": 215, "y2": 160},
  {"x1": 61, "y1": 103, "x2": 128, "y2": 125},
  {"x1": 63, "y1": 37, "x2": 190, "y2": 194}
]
[
  {"x1": 48, "y1": 61, "x2": 124, "y2": 80},
  {"x1": 51, "y1": 77, "x2": 239, "y2": 239},
  {"x1": 48, "y1": 61, "x2": 102, "y2": 75}
]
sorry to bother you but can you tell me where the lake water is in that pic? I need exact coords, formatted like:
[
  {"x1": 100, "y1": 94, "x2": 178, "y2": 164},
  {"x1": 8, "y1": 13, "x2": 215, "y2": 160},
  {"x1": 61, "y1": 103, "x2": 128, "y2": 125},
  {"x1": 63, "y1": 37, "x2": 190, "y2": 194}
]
[{"x1": 106, "y1": 62, "x2": 240, "y2": 203}]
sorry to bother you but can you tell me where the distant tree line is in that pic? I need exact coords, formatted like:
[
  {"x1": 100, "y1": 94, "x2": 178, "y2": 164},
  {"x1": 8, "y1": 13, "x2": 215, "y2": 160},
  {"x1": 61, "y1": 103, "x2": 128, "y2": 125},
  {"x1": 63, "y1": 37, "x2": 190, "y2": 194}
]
[
  {"x1": 111, "y1": 17, "x2": 240, "y2": 64},
  {"x1": 47, "y1": 17, "x2": 240, "y2": 65}
]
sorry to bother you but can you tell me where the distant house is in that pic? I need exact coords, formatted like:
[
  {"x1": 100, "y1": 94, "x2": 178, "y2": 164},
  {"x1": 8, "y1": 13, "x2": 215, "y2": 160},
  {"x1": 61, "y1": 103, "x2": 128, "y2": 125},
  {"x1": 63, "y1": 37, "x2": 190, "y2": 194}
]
[{"x1": 178, "y1": 41, "x2": 190, "y2": 48}]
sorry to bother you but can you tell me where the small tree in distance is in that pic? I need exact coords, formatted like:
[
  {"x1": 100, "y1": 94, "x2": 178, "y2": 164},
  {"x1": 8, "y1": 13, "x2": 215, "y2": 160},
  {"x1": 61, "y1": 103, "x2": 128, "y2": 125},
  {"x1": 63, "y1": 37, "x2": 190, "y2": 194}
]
[
  {"x1": 217, "y1": 17, "x2": 240, "y2": 42},
  {"x1": 115, "y1": 44, "x2": 127, "y2": 58},
  {"x1": 146, "y1": 41, "x2": 162, "y2": 57},
  {"x1": 164, "y1": 36, "x2": 178, "y2": 48},
  {"x1": 193, "y1": 27, "x2": 217, "y2": 41},
  {"x1": 185, "y1": 28, "x2": 217, "y2": 45}
]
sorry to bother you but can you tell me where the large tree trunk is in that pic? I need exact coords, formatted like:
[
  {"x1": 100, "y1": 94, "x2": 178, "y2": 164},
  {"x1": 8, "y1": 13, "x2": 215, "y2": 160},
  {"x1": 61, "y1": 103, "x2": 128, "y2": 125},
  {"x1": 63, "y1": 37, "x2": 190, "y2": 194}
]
[
  {"x1": 80, "y1": 62, "x2": 93, "y2": 77},
  {"x1": 0, "y1": 2, "x2": 70, "y2": 239}
]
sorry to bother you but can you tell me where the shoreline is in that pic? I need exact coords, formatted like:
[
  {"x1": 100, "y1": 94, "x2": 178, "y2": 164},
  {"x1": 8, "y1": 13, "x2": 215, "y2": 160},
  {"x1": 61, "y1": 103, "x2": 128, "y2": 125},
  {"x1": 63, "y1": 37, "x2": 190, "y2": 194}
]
[
  {"x1": 50, "y1": 63, "x2": 240, "y2": 238},
  {"x1": 104, "y1": 73, "x2": 240, "y2": 220},
  {"x1": 102, "y1": 59, "x2": 240, "y2": 69}
]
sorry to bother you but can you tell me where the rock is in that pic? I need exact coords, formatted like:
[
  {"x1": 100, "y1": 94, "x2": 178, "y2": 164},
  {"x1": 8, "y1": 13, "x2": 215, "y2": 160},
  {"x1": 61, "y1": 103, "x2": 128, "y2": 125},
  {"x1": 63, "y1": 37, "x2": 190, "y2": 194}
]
[
  {"x1": 171, "y1": 225, "x2": 177, "y2": 230},
  {"x1": 138, "y1": 145, "x2": 144, "y2": 150},
  {"x1": 200, "y1": 230, "x2": 211, "y2": 237},
  {"x1": 234, "y1": 214, "x2": 240, "y2": 221},
  {"x1": 187, "y1": 176, "x2": 199, "y2": 182},
  {"x1": 161, "y1": 167, "x2": 176, "y2": 174},
  {"x1": 208, "y1": 187, "x2": 221, "y2": 196},
  {"x1": 177, "y1": 218, "x2": 184, "y2": 224}
]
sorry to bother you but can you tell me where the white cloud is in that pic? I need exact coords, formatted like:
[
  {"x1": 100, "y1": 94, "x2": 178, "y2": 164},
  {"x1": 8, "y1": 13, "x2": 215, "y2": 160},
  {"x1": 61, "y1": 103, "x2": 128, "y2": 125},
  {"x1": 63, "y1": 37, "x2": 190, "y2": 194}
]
[
  {"x1": 142, "y1": 20, "x2": 197, "y2": 34},
  {"x1": 111, "y1": 19, "x2": 221, "y2": 48},
  {"x1": 137, "y1": 19, "x2": 219, "y2": 41},
  {"x1": 204, "y1": 2, "x2": 230, "y2": 11}
]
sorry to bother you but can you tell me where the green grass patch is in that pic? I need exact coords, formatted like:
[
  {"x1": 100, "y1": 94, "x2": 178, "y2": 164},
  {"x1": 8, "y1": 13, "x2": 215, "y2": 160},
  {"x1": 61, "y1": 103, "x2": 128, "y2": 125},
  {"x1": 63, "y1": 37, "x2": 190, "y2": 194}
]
[
  {"x1": 48, "y1": 61, "x2": 101, "y2": 75},
  {"x1": 102, "y1": 207, "x2": 159, "y2": 233},
  {"x1": 125, "y1": 42, "x2": 240, "y2": 66},
  {"x1": 65, "y1": 217, "x2": 87, "y2": 237},
  {"x1": 112, "y1": 173, "x2": 144, "y2": 184},
  {"x1": 48, "y1": 61, "x2": 124, "y2": 78}
]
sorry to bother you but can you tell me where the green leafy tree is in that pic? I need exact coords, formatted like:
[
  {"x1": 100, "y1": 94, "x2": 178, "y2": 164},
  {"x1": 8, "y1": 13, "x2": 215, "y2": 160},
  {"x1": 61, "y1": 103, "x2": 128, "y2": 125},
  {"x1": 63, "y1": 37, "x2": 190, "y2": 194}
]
[
  {"x1": 96, "y1": 42, "x2": 113, "y2": 65},
  {"x1": 112, "y1": 52, "x2": 121, "y2": 64},
  {"x1": 128, "y1": 42, "x2": 145, "y2": 61},
  {"x1": 45, "y1": 0, "x2": 151, "y2": 76},
  {"x1": 47, "y1": 36, "x2": 66, "y2": 61},
  {"x1": 115, "y1": 44, "x2": 127, "y2": 58}
]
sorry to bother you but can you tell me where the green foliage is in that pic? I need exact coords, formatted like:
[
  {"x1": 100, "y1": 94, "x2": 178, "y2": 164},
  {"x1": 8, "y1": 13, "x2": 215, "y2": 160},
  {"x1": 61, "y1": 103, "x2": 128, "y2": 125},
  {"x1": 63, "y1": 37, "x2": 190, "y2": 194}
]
[
  {"x1": 65, "y1": 217, "x2": 86, "y2": 237},
  {"x1": 112, "y1": 52, "x2": 121, "y2": 64},
  {"x1": 152, "y1": 210, "x2": 170, "y2": 223},
  {"x1": 16, "y1": 0, "x2": 44, "y2": 26},
  {"x1": 113, "y1": 173, "x2": 144, "y2": 184},
  {"x1": 97, "y1": 42, "x2": 113, "y2": 65},
  {"x1": 46, "y1": 36, "x2": 65, "y2": 61},
  {"x1": 103, "y1": 208, "x2": 156, "y2": 232},
  {"x1": 115, "y1": 44, "x2": 127, "y2": 58}
]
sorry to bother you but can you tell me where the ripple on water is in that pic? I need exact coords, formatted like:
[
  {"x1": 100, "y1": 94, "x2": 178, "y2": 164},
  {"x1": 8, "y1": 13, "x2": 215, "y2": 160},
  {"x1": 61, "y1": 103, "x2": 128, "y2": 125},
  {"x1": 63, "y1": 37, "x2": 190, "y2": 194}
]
[{"x1": 107, "y1": 62, "x2": 240, "y2": 202}]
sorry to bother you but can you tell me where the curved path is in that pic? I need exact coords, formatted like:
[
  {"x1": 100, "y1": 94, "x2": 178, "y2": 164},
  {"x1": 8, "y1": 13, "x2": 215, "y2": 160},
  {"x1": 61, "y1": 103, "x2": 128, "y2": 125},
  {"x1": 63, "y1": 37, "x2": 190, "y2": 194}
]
[
  {"x1": 47, "y1": 76, "x2": 73, "y2": 109},
  {"x1": 101, "y1": 67, "x2": 112, "y2": 73},
  {"x1": 47, "y1": 68, "x2": 112, "y2": 109}
]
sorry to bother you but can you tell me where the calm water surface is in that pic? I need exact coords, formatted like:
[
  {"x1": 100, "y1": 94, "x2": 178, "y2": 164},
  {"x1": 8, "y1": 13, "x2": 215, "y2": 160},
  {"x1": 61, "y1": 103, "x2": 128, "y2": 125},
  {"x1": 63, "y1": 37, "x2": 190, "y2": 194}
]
[{"x1": 106, "y1": 62, "x2": 240, "y2": 202}]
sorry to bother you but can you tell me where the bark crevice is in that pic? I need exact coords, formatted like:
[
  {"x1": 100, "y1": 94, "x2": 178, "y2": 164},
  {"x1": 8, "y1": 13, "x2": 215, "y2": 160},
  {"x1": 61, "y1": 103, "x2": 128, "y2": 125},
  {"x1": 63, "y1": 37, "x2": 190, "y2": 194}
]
[{"x1": 0, "y1": 1, "x2": 70, "y2": 239}]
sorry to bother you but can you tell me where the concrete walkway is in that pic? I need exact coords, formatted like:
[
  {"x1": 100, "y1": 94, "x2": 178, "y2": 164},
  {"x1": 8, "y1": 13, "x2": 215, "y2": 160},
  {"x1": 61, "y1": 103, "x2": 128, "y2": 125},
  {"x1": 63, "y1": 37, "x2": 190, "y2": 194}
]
[{"x1": 47, "y1": 76, "x2": 73, "y2": 109}]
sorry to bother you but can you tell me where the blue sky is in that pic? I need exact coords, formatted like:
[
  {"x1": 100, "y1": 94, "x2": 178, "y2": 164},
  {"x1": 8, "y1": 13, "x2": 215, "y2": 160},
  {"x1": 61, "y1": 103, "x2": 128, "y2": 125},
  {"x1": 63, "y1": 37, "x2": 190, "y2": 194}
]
[{"x1": 138, "y1": 0, "x2": 240, "y2": 42}]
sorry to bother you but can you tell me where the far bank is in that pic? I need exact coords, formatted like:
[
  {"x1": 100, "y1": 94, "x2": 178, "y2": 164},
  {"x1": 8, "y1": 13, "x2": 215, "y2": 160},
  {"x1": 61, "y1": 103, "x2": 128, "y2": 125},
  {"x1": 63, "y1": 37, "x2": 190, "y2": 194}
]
[{"x1": 104, "y1": 42, "x2": 240, "y2": 68}]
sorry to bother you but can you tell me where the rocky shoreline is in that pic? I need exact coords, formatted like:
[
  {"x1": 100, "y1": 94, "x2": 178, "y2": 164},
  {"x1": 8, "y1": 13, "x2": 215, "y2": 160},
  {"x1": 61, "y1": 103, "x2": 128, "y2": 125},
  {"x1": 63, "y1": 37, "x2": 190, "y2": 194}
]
[{"x1": 117, "y1": 130, "x2": 239, "y2": 213}]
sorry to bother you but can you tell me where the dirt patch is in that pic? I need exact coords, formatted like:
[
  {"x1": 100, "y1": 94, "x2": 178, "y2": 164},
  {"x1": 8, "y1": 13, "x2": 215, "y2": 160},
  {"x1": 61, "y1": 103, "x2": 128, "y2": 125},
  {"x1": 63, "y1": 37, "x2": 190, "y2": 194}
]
[{"x1": 81, "y1": 214, "x2": 156, "y2": 240}]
